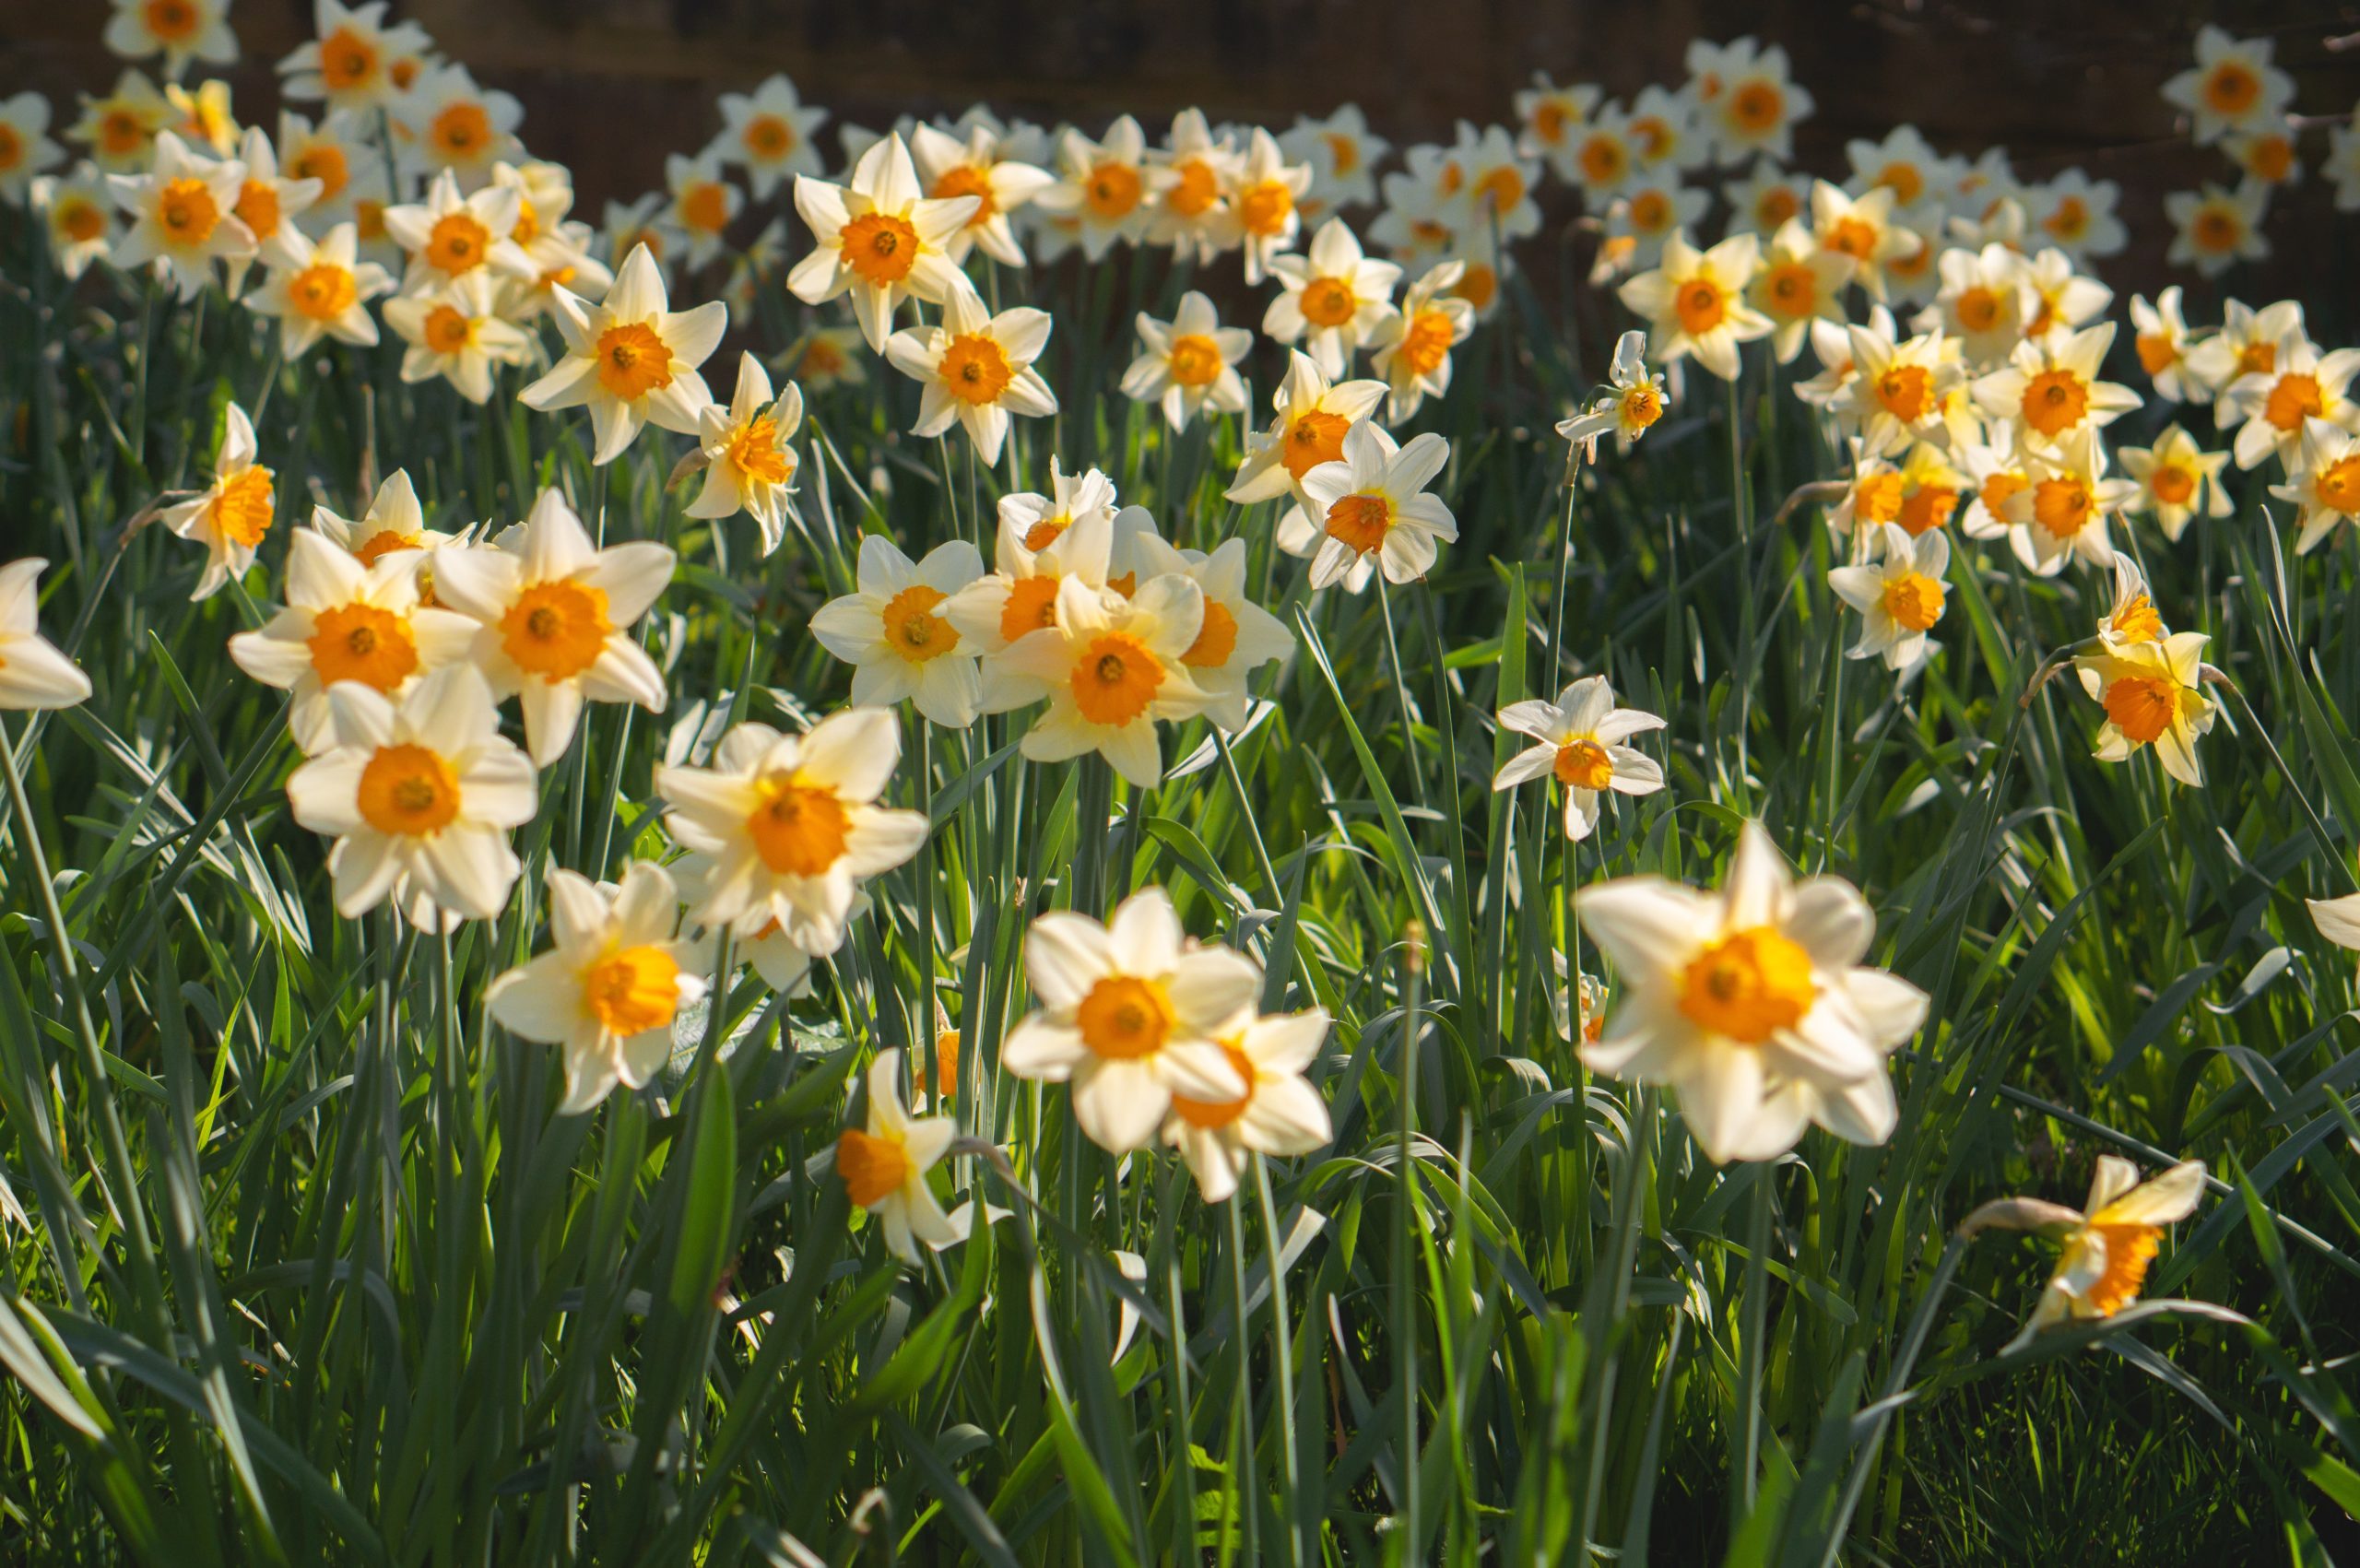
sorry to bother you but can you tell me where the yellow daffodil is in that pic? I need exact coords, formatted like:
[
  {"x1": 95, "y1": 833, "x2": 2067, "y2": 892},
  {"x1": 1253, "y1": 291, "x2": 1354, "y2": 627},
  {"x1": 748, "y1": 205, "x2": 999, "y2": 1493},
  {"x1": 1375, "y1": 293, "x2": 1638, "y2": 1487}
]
[
  {"x1": 2120, "y1": 424, "x2": 2232, "y2": 543},
  {"x1": 1828, "y1": 522, "x2": 1949, "y2": 671},
  {"x1": 383, "y1": 270, "x2": 531, "y2": 404},
  {"x1": 883, "y1": 289, "x2": 1056, "y2": 464},
  {"x1": 159, "y1": 401, "x2": 274, "y2": 599},
  {"x1": 1617, "y1": 229, "x2": 1770, "y2": 382},
  {"x1": 687, "y1": 353, "x2": 803, "y2": 555},
  {"x1": 1121, "y1": 289, "x2": 1252, "y2": 431}
]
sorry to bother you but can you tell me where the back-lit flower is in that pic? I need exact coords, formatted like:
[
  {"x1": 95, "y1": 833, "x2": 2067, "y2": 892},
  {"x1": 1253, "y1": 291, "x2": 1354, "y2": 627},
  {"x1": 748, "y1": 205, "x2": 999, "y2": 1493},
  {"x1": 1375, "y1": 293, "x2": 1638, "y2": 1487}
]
[
  {"x1": 2120, "y1": 424, "x2": 2231, "y2": 543},
  {"x1": 393, "y1": 63, "x2": 523, "y2": 189},
  {"x1": 2164, "y1": 182, "x2": 2269, "y2": 279},
  {"x1": 2073, "y1": 631, "x2": 2216, "y2": 787},
  {"x1": 105, "y1": 0, "x2": 235, "y2": 77},
  {"x1": 789, "y1": 131, "x2": 980, "y2": 352},
  {"x1": 713, "y1": 75, "x2": 827, "y2": 198},
  {"x1": 1122, "y1": 289, "x2": 1252, "y2": 432},
  {"x1": 1032, "y1": 114, "x2": 1155, "y2": 261},
  {"x1": 1558, "y1": 330, "x2": 1668, "y2": 460},
  {"x1": 1118, "y1": 533, "x2": 1293, "y2": 731},
  {"x1": 1227, "y1": 350, "x2": 1386, "y2": 507},
  {"x1": 0, "y1": 560, "x2": 94, "y2": 712},
  {"x1": 32, "y1": 164, "x2": 116, "y2": 278},
  {"x1": 1964, "y1": 1156, "x2": 2207, "y2": 1352},
  {"x1": 1617, "y1": 230, "x2": 1769, "y2": 382},
  {"x1": 1163, "y1": 1005, "x2": 1333, "y2": 1202},
  {"x1": 1367, "y1": 260, "x2": 1476, "y2": 421},
  {"x1": 1493, "y1": 676, "x2": 1667, "y2": 841},
  {"x1": 160, "y1": 401, "x2": 274, "y2": 599},
  {"x1": 0, "y1": 93, "x2": 65, "y2": 205},
  {"x1": 1828, "y1": 523, "x2": 1949, "y2": 671},
  {"x1": 687, "y1": 352, "x2": 803, "y2": 554},
  {"x1": 522, "y1": 243, "x2": 726, "y2": 465},
  {"x1": 105, "y1": 129, "x2": 253, "y2": 299},
  {"x1": 836, "y1": 1048, "x2": 960, "y2": 1264},
  {"x1": 909, "y1": 116, "x2": 1054, "y2": 267},
  {"x1": 884, "y1": 289, "x2": 1056, "y2": 464},
  {"x1": 989, "y1": 575, "x2": 1208, "y2": 788},
  {"x1": 812, "y1": 534, "x2": 987, "y2": 728},
  {"x1": 2161, "y1": 27, "x2": 2290, "y2": 146},
  {"x1": 2271, "y1": 418, "x2": 2360, "y2": 554},
  {"x1": 70, "y1": 70, "x2": 172, "y2": 174},
  {"x1": 1264, "y1": 218, "x2": 1400, "y2": 378},
  {"x1": 1296, "y1": 424, "x2": 1457, "y2": 594},
  {"x1": 244, "y1": 219, "x2": 390, "y2": 357}
]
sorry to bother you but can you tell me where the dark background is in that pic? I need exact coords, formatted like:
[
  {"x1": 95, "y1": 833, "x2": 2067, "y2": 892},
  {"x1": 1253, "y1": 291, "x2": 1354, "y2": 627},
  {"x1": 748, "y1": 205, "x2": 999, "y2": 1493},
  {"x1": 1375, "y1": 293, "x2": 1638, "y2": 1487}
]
[{"x1": 7, "y1": 1, "x2": 2360, "y2": 301}]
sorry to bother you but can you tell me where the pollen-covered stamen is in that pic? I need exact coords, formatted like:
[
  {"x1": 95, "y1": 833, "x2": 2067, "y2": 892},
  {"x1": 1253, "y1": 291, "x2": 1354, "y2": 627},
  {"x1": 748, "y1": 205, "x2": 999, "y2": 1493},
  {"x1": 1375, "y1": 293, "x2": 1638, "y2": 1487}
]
[
  {"x1": 1621, "y1": 384, "x2": 1664, "y2": 433},
  {"x1": 595, "y1": 322, "x2": 675, "y2": 399},
  {"x1": 1076, "y1": 974, "x2": 1175, "y2": 1059},
  {"x1": 1552, "y1": 738, "x2": 1615, "y2": 790},
  {"x1": 724, "y1": 414, "x2": 791, "y2": 486},
  {"x1": 939, "y1": 334, "x2": 1014, "y2": 404},
  {"x1": 1677, "y1": 926, "x2": 1815, "y2": 1043},
  {"x1": 881, "y1": 584, "x2": 957, "y2": 662},
  {"x1": 1070, "y1": 631, "x2": 1164, "y2": 725},
  {"x1": 2080, "y1": 1223, "x2": 2164, "y2": 1316}
]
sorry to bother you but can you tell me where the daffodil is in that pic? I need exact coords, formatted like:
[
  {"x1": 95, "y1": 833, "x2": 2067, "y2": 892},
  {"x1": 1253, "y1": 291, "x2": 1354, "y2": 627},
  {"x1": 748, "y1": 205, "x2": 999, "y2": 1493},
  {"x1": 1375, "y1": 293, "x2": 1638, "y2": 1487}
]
[
  {"x1": 2161, "y1": 26, "x2": 2290, "y2": 145},
  {"x1": 1514, "y1": 72, "x2": 1599, "y2": 180},
  {"x1": 664, "y1": 151, "x2": 740, "y2": 270},
  {"x1": 70, "y1": 70, "x2": 172, "y2": 173},
  {"x1": 0, "y1": 560, "x2": 94, "y2": 711},
  {"x1": 1278, "y1": 104, "x2": 1386, "y2": 218},
  {"x1": 0, "y1": 92, "x2": 65, "y2": 204},
  {"x1": 2119, "y1": 424, "x2": 2232, "y2": 543},
  {"x1": 1617, "y1": 230, "x2": 1770, "y2": 382},
  {"x1": 105, "y1": 129, "x2": 254, "y2": 299},
  {"x1": 278, "y1": 0, "x2": 433, "y2": 114},
  {"x1": 308, "y1": 469, "x2": 450, "y2": 573},
  {"x1": 1296, "y1": 424, "x2": 1457, "y2": 594},
  {"x1": 522, "y1": 243, "x2": 726, "y2": 466},
  {"x1": 1224, "y1": 350, "x2": 1386, "y2": 507},
  {"x1": 1493, "y1": 676, "x2": 1667, "y2": 841},
  {"x1": 2024, "y1": 169, "x2": 2126, "y2": 261},
  {"x1": 227, "y1": 528, "x2": 477, "y2": 751},
  {"x1": 1700, "y1": 38, "x2": 1814, "y2": 164},
  {"x1": 2270, "y1": 418, "x2": 2360, "y2": 554},
  {"x1": 2222, "y1": 331, "x2": 2360, "y2": 472},
  {"x1": 1262, "y1": 217, "x2": 1400, "y2": 378},
  {"x1": 2015, "y1": 245, "x2": 2111, "y2": 348},
  {"x1": 1835, "y1": 318, "x2": 1963, "y2": 459},
  {"x1": 2090, "y1": 550, "x2": 2167, "y2": 655},
  {"x1": 1724, "y1": 158, "x2": 1809, "y2": 237},
  {"x1": 1162, "y1": 1006, "x2": 1334, "y2": 1203},
  {"x1": 383, "y1": 270, "x2": 531, "y2": 404},
  {"x1": 654, "y1": 707, "x2": 928, "y2": 952},
  {"x1": 1366, "y1": 260, "x2": 1476, "y2": 421},
  {"x1": 2182, "y1": 297, "x2": 2302, "y2": 421},
  {"x1": 1121, "y1": 289, "x2": 1252, "y2": 432},
  {"x1": 943, "y1": 489, "x2": 1117, "y2": 684},
  {"x1": 431, "y1": 487, "x2": 674, "y2": 765},
  {"x1": 487, "y1": 862, "x2": 709, "y2": 1114},
  {"x1": 1576, "y1": 820, "x2": 1929, "y2": 1164},
  {"x1": 2001, "y1": 428, "x2": 2136, "y2": 574},
  {"x1": 381, "y1": 168, "x2": 532, "y2": 297},
  {"x1": 2164, "y1": 182, "x2": 2269, "y2": 279},
  {"x1": 1144, "y1": 109, "x2": 1242, "y2": 264},
  {"x1": 275, "y1": 109, "x2": 380, "y2": 232},
  {"x1": 1602, "y1": 179, "x2": 1709, "y2": 271},
  {"x1": 835, "y1": 1048, "x2": 960, "y2": 1263},
  {"x1": 1845, "y1": 124, "x2": 1952, "y2": 216},
  {"x1": 686, "y1": 353, "x2": 803, "y2": 554},
  {"x1": 2127, "y1": 288, "x2": 2197, "y2": 402},
  {"x1": 105, "y1": 0, "x2": 235, "y2": 77},
  {"x1": 2073, "y1": 631, "x2": 2217, "y2": 786},
  {"x1": 598, "y1": 193, "x2": 683, "y2": 286},
  {"x1": 1972, "y1": 323, "x2": 2140, "y2": 454},
  {"x1": 1963, "y1": 1156, "x2": 2207, "y2": 1352},
  {"x1": 1116, "y1": 534, "x2": 1293, "y2": 731},
  {"x1": 285, "y1": 666, "x2": 537, "y2": 931},
  {"x1": 883, "y1": 289, "x2": 1056, "y2": 464},
  {"x1": 1226, "y1": 127, "x2": 1312, "y2": 284},
  {"x1": 713, "y1": 75, "x2": 827, "y2": 199},
  {"x1": 908, "y1": 116, "x2": 1053, "y2": 267},
  {"x1": 811, "y1": 534, "x2": 987, "y2": 728},
  {"x1": 1002, "y1": 888, "x2": 1256, "y2": 1153},
  {"x1": 787, "y1": 131, "x2": 979, "y2": 353},
  {"x1": 1926, "y1": 242, "x2": 2032, "y2": 370},
  {"x1": 987, "y1": 575, "x2": 1209, "y2": 788},
  {"x1": 393, "y1": 63, "x2": 524, "y2": 189},
  {"x1": 1806, "y1": 179, "x2": 1911, "y2": 302},
  {"x1": 1557, "y1": 330, "x2": 1667, "y2": 461},
  {"x1": 160, "y1": 401, "x2": 273, "y2": 599},
  {"x1": 782, "y1": 324, "x2": 867, "y2": 394},
  {"x1": 1032, "y1": 115, "x2": 1154, "y2": 261},
  {"x1": 1829, "y1": 523, "x2": 1949, "y2": 671},
  {"x1": 1747, "y1": 216, "x2": 1853, "y2": 362},
  {"x1": 32, "y1": 163, "x2": 118, "y2": 279}
]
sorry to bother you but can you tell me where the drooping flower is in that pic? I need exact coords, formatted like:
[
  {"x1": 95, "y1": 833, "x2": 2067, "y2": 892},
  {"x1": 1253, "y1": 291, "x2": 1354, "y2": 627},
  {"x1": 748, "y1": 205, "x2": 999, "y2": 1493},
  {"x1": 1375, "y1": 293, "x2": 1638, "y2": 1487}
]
[
  {"x1": 1963, "y1": 1156, "x2": 2207, "y2": 1352},
  {"x1": 227, "y1": 527, "x2": 478, "y2": 751},
  {"x1": 487, "y1": 861, "x2": 709, "y2": 1114},
  {"x1": 1262, "y1": 217, "x2": 1401, "y2": 378},
  {"x1": 654, "y1": 707, "x2": 929, "y2": 952},
  {"x1": 285, "y1": 666, "x2": 537, "y2": 931},
  {"x1": 105, "y1": 128, "x2": 253, "y2": 299},
  {"x1": 1575, "y1": 820, "x2": 1929, "y2": 1163},
  {"x1": 1120, "y1": 289, "x2": 1253, "y2": 432},
  {"x1": 1295, "y1": 424, "x2": 1457, "y2": 594},
  {"x1": 835, "y1": 1048, "x2": 960, "y2": 1264},
  {"x1": 242, "y1": 219, "x2": 391, "y2": 358},
  {"x1": 788, "y1": 131, "x2": 980, "y2": 352},
  {"x1": 1162, "y1": 1006, "x2": 1333, "y2": 1203},
  {"x1": 0, "y1": 560, "x2": 95, "y2": 711},
  {"x1": 2073, "y1": 631, "x2": 2217, "y2": 786},
  {"x1": 685, "y1": 352, "x2": 803, "y2": 555},
  {"x1": 160, "y1": 401, "x2": 274, "y2": 600},
  {"x1": 1557, "y1": 329, "x2": 1667, "y2": 461},
  {"x1": 1492, "y1": 676, "x2": 1667, "y2": 841},
  {"x1": 520, "y1": 243, "x2": 726, "y2": 466},
  {"x1": 430, "y1": 487, "x2": 674, "y2": 766},
  {"x1": 810, "y1": 534, "x2": 988, "y2": 729},
  {"x1": 883, "y1": 289, "x2": 1056, "y2": 464},
  {"x1": 1828, "y1": 523, "x2": 1950, "y2": 672},
  {"x1": 1003, "y1": 888, "x2": 1256, "y2": 1153}
]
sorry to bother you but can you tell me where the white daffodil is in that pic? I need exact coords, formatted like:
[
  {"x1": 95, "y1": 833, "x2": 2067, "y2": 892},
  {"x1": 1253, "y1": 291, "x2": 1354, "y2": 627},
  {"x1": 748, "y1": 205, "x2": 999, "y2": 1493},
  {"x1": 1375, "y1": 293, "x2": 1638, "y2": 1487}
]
[
  {"x1": 1557, "y1": 330, "x2": 1668, "y2": 461},
  {"x1": 1117, "y1": 534, "x2": 1293, "y2": 731},
  {"x1": 430, "y1": 488, "x2": 673, "y2": 766},
  {"x1": 713, "y1": 75, "x2": 827, "y2": 199},
  {"x1": 285, "y1": 666, "x2": 537, "y2": 931},
  {"x1": 1702, "y1": 39, "x2": 1815, "y2": 164},
  {"x1": 104, "y1": 0, "x2": 235, "y2": 77},
  {"x1": 242, "y1": 219, "x2": 391, "y2": 358},
  {"x1": 1835, "y1": 319, "x2": 1964, "y2": 460},
  {"x1": 1295, "y1": 424, "x2": 1457, "y2": 594},
  {"x1": 1617, "y1": 230, "x2": 1770, "y2": 382},
  {"x1": 987, "y1": 575, "x2": 1208, "y2": 788},
  {"x1": 1227, "y1": 127, "x2": 1312, "y2": 285},
  {"x1": 0, "y1": 92, "x2": 65, "y2": 205},
  {"x1": 159, "y1": 402, "x2": 273, "y2": 599},
  {"x1": 0, "y1": 560, "x2": 94, "y2": 711},
  {"x1": 664, "y1": 151, "x2": 741, "y2": 270},
  {"x1": 69, "y1": 70, "x2": 172, "y2": 174},
  {"x1": 2183, "y1": 297, "x2": 2304, "y2": 420},
  {"x1": 1032, "y1": 115, "x2": 1154, "y2": 261},
  {"x1": 1145, "y1": 108, "x2": 1243, "y2": 264},
  {"x1": 33, "y1": 164, "x2": 116, "y2": 279},
  {"x1": 1367, "y1": 260, "x2": 1476, "y2": 421},
  {"x1": 1003, "y1": 888, "x2": 1257, "y2": 1153},
  {"x1": 1279, "y1": 104, "x2": 1386, "y2": 218},
  {"x1": 1121, "y1": 289, "x2": 1252, "y2": 432},
  {"x1": 1828, "y1": 523, "x2": 1949, "y2": 671},
  {"x1": 883, "y1": 289, "x2": 1056, "y2": 465},
  {"x1": 909, "y1": 117, "x2": 1054, "y2": 267},
  {"x1": 1803, "y1": 179, "x2": 1909, "y2": 302},
  {"x1": 309, "y1": 469, "x2": 450, "y2": 572},
  {"x1": 1493, "y1": 675, "x2": 1667, "y2": 841},
  {"x1": 1926, "y1": 243, "x2": 2033, "y2": 370},
  {"x1": 1514, "y1": 73, "x2": 1598, "y2": 180},
  {"x1": 1965, "y1": 1157, "x2": 2207, "y2": 1352},
  {"x1": 1972, "y1": 323, "x2": 2140, "y2": 453},
  {"x1": 382, "y1": 168, "x2": 530, "y2": 298},
  {"x1": 278, "y1": 1, "x2": 433, "y2": 114},
  {"x1": 2272, "y1": 418, "x2": 2360, "y2": 554},
  {"x1": 105, "y1": 129, "x2": 252, "y2": 299},
  {"x1": 1725, "y1": 158, "x2": 1809, "y2": 238},
  {"x1": 2164, "y1": 183, "x2": 2270, "y2": 279},
  {"x1": 2073, "y1": 631, "x2": 2217, "y2": 787},
  {"x1": 487, "y1": 862, "x2": 710, "y2": 1115},
  {"x1": 217, "y1": 124, "x2": 324, "y2": 294},
  {"x1": 788, "y1": 132, "x2": 979, "y2": 353},
  {"x1": 2120, "y1": 424, "x2": 2233, "y2": 543},
  {"x1": 227, "y1": 528, "x2": 477, "y2": 751},
  {"x1": 1162, "y1": 1006, "x2": 1333, "y2": 1203},
  {"x1": 2092, "y1": 551, "x2": 2168, "y2": 655},
  {"x1": 1263, "y1": 218, "x2": 1400, "y2": 378},
  {"x1": 1746, "y1": 216, "x2": 1853, "y2": 363},
  {"x1": 1225, "y1": 349, "x2": 1386, "y2": 507},
  {"x1": 811, "y1": 534, "x2": 988, "y2": 729},
  {"x1": 654, "y1": 708, "x2": 928, "y2": 952},
  {"x1": 686, "y1": 352, "x2": 803, "y2": 554},
  {"x1": 1576, "y1": 820, "x2": 1929, "y2": 1163},
  {"x1": 392, "y1": 63, "x2": 524, "y2": 189},
  {"x1": 2160, "y1": 26, "x2": 2290, "y2": 146},
  {"x1": 384, "y1": 270, "x2": 530, "y2": 404},
  {"x1": 522, "y1": 243, "x2": 726, "y2": 466},
  {"x1": 2222, "y1": 331, "x2": 2360, "y2": 472},
  {"x1": 2127, "y1": 288, "x2": 2196, "y2": 403},
  {"x1": 942, "y1": 494, "x2": 1117, "y2": 694},
  {"x1": 835, "y1": 1049, "x2": 959, "y2": 1265},
  {"x1": 2001, "y1": 428, "x2": 2138, "y2": 575}
]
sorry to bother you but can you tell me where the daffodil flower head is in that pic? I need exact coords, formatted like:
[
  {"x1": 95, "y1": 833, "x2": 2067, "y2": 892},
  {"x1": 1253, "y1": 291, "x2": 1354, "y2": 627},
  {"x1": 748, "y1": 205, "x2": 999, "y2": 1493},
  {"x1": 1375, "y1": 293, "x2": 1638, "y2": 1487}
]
[
  {"x1": 1828, "y1": 522, "x2": 1950, "y2": 672},
  {"x1": 1575, "y1": 820, "x2": 1930, "y2": 1164},
  {"x1": 811, "y1": 533, "x2": 987, "y2": 729},
  {"x1": 883, "y1": 289, "x2": 1057, "y2": 465},
  {"x1": 1297, "y1": 423, "x2": 1457, "y2": 594},
  {"x1": 0, "y1": 560, "x2": 95, "y2": 712},
  {"x1": 1162, "y1": 1006, "x2": 1334, "y2": 1203},
  {"x1": 1366, "y1": 260, "x2": 1476, "y2": 423},
  {"x1": 836, "y1": 1049, "x2": 960, "y2": 1265},
  {"x1": 1225, "y1": 349, "x2": 1386, "y2": 508},
  {"x1": 384, "y1": 269, "x2": 533, "y2": 404},
  {"x1": 991, "y1": 573, "x2": 1210, "y2": 789},
  {"x1": 521, "y1": 242, "x2": 727, "y2": 466},
  {"x1": 105, "y1": 0, "x2": 237, "y2": 79},
  {"x1": 907, "y1": 116, "x2": 1056, "y2": 267},
  {"x1": 1262, "y1": 217, "x2": 1401, "y2": 379},
  {"x1": 242, "y1": 218, "x2": 391, "y2": 358},
  {"x1": 1121, "y1": 289, "x2": 1253, "y2": 432},
  {"x1": 1002, "y1": 887, "x2": 1258, "y2": 1153},
  {"x1": 278, "y1": 1, "x2": 435, "y2": 114},
  {"x1": 1116, "y1": 532, "x2": 1294, "y2": 733},
  {"x1": 1557, "y1": 330, "x2": 1667, "y2": 459},
  {"x1": 787, "y1": 131, "x2": 981, "y2": 352},
  {"x1": 1492, "y1": 676, "x2": 1668, "y2": 840},
  {"x1": 159, "y1": 401, "x2": 274, "y2": 600},
  {"x1": 1963, "y1": 1156, "x2": 2206, "y2": 1352},
  {"x1": 688, "y1": 352, "x2": 804, "y2": 554},
  {"x1": 105, "y1": 128, "x2": 254, "y2": 299},
  {"x1": 2072, "y1": 631, "x2": 2218, "y2": 787},
  {"x1": 486, "y1": 862, "x2": 712, "y2": 1115},
  {"x1": 1616, "y1": 229, "x2": 1772, "y2": 383}
]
